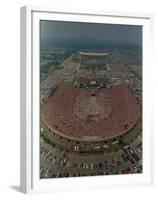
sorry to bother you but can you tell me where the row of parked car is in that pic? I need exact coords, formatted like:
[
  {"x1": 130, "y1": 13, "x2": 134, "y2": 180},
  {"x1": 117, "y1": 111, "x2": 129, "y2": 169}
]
[{"x1": 40, "y1": 141, "x2": 142, "y2": 179}]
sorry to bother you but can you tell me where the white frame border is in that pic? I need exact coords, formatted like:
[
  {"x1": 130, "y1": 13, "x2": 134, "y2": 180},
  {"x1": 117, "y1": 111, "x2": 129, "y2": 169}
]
[{"x1": 20, "y1": 6, "x2": 154, "y2": 194}]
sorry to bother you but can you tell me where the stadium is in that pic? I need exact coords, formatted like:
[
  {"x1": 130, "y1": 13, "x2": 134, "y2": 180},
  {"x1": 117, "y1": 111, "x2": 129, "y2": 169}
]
[
  {"x1": 79, "y1": 50, "x2": 109, "y2": 67},
  {"x1": 41, "y1": 50, "x2": 141, "y2": 154},
  {"x1": 42, "y1": 82, "x2": 140, "y2": 142}
]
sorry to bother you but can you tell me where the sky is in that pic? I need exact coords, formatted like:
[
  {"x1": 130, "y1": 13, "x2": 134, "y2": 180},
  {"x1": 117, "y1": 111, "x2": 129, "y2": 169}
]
[{"x1": 40, "y1": 20, "x2": 142, "y2": 48}]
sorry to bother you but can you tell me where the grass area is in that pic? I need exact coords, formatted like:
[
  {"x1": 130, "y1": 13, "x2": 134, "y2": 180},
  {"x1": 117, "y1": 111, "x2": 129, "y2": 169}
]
[
  {"x1": 40, "y1": 50, "x2": 74, "y2": 82},
  {"x1": 41, "y1": 134, "x2": 57, "y2": 148},
  {"x1": 40, "y1": 64, "x2": 63, "y2": 82}
]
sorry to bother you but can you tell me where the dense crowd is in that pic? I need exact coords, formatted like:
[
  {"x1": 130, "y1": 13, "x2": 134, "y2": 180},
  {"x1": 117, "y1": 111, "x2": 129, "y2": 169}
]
[{"x1": 42, "y1": 82, "x2": 140, "y2": 139}]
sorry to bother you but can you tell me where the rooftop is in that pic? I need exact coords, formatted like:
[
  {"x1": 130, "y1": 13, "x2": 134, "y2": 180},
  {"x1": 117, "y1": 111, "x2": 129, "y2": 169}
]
[{"x1": 79, "y1": 50, "x2": 108, "y2": 56}]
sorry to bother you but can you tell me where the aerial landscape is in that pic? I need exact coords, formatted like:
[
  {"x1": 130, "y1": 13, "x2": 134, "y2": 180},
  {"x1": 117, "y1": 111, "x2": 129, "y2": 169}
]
[{"x1": 40, "y1": 20, "x2": 142, "y2": 179}]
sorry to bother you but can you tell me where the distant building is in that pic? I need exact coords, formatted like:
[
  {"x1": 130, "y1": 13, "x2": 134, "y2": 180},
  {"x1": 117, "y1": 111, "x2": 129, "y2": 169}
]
[
  {"x1": 74, "y1": 50, "x2": 111, "y2": 88},
  {"x1": 79, "y1": 50, "x2": 108, "y2": 67}
]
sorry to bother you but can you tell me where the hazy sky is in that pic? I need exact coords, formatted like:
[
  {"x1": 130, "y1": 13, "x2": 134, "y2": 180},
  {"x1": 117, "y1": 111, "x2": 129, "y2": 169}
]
[{"x1": 40, "y1": 20, "x2": 142, "y2": 48}]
